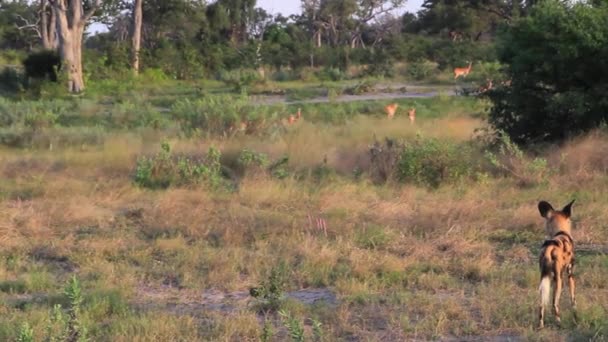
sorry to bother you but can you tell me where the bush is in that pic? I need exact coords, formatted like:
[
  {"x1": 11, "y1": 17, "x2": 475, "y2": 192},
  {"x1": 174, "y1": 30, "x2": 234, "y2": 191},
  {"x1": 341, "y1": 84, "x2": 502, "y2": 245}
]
[
  {"x1": 397, "y1": 136, "x2": 479, "y2": 188},
  {"x1": 0, "y1": 98, "x2": 73, "y2": 128},
  {"x1": 0, "y1": 67, "x2": 26, "y2": 94},
  {"x1": 171, "y1": 95, "x2": 282, "y2": 137},
  {"x1": 218, "y1": 68, "x2": 263, "y2": 92},
  {"x1": 405, "y1": 61, "x2": 439, "y2": 81},
  {"x1": 134, "y1": 141, "x2": 224, "y2": 189},
  {"x1": 488, "y1": 1, "x2": 608, "y2": 144},
  {"x1": 317, "y1": 67, "x2": 346, "y2": 82}
]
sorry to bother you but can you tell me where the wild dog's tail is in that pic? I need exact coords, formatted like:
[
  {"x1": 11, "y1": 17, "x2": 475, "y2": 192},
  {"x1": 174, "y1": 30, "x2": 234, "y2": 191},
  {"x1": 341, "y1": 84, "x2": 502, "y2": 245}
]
[
  {"x1": 539, "y1": 243, "x2": 557, "y2": 308},
  {"x1": 539, "y1": 276, "x2": 551, "y2": 308}
]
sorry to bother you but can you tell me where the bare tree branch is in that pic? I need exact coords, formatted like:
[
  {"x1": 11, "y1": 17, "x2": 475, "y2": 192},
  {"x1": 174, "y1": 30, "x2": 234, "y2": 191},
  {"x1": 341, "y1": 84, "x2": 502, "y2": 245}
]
[
  {"x1": 82, "y1": 0, "x2": 103, "y2": 25},
  {"x1": 15, "y1": 13, "x2": 42, "y2": 38}
]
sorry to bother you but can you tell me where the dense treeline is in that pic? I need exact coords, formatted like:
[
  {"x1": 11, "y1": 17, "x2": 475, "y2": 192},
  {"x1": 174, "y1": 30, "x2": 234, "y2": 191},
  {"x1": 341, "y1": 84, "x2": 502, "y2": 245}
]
[{"x1": 1, "y1": 0, "x2": 510, "y2": 79}]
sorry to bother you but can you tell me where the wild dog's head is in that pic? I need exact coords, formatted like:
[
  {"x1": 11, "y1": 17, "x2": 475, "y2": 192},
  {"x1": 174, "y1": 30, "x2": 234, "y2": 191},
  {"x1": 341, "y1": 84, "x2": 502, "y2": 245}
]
[{"x1": 538, "y1": 200, "x2": 575, "y2": 237}]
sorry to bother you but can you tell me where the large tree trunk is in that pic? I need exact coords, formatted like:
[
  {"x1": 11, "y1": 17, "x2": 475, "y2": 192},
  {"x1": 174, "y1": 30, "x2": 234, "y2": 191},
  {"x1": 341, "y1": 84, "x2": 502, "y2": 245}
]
[
  {"x1": 40, "y1": 0, "x2": 58, "y2": 50},
  {"x1": 131, "y1": 0, "x2": 143, "y2": 75},
  {"x1": 50, "y1": 0, "x2": 101, "y2": 93}
]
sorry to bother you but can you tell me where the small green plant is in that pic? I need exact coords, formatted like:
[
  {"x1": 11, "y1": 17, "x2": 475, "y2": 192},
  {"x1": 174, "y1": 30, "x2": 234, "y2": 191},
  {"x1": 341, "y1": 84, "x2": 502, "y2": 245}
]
[
  {"x1": 45, "y1": 304, "x2": 67, "y2": 342},
  {"x1": 269, "y1": 155, "x2": 290, "y2": 179},
  {"x1": 16, "y1": 322, "x2": 34, "y2": 342},
  {"x1": 65, "y1": 275, "x2": 88, "y2": 342},
  {"x1": 278, "y1": 310, "x2": 305, "y2": 342},
  {"x1": 260, "y1": 316, "x2": 274, "y2": 342},
  {"x1": 312, "y1": 318, "x2": 324, "y2": 342},
  {"x1": 237, "y1": 149, "x2": 269, "y2": 177},
  {"x1": 238, "y1": 149, "x2": 269, "y2": 169},
  {"x1": 250, "y1": 262, "x2": 288, "y2": 312}
]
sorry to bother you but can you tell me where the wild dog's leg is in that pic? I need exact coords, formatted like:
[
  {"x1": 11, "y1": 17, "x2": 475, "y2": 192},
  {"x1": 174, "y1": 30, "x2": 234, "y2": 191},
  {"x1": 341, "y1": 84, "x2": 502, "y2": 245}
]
[
  {"x1": 567, "y1": 264, "x2": 576, "y2": 308},
  {"x1": 553, "y1": 270, "x2": 563, "y2": 325}
]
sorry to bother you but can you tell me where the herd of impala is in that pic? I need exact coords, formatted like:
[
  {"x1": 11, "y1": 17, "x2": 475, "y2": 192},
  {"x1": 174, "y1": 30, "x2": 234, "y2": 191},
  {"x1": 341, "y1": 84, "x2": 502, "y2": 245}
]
[{"x1": 230, "y1": 61, "x2": 515, "y2": 135}]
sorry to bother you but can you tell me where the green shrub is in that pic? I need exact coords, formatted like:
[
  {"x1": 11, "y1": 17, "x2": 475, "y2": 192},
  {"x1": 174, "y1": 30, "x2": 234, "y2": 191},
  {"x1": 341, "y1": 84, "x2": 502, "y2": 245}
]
[
  {"x1": 134, "y1": 141, "x2": 223, "y2": 189},
  {"x1": 397, "y1": 137, "x2": 478, "y2": 188},
  {"x1": 237, "y1": 149, "x2": 269, "y2": 175},
  {"x1": 317, "y1": 67, "x2": 346, "y2": 82},
  {"x1": 0, "y1": 67, "x2": 26, "y2": 94},
  {"x1": 405, "y1": 61, "x2": 439, "y2": 81},
  {"x1": 218, "y1": 68, "x2": 263, "y2": 92},
  {"x1": 0, "y1": 98, "x2": 75, "y2": 128}
]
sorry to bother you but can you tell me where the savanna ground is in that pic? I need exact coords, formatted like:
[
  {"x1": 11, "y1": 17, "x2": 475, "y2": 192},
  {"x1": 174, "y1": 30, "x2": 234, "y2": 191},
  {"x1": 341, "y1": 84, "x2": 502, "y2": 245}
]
[{"x1": 1, "y1": 77, "x2": 607, "y2": 342}]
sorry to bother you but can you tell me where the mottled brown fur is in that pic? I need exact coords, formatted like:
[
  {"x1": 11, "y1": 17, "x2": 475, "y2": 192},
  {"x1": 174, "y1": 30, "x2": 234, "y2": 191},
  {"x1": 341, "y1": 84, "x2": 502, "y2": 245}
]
[{"x1": 537, "y1": 200, "x2": 576, "y2": 329}]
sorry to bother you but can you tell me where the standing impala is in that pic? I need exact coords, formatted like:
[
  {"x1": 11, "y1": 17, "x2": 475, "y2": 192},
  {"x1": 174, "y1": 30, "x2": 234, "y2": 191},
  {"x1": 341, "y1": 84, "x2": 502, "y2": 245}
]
[
  {"x1": 454, "y1": 61, "x2": 473, "y2": 79},
  {"x1": 385, "y1": 103, "x2": 398, "y2": 119},
  {"x1": 408, "y1": 108, "x2": 416, "y2": 124}
]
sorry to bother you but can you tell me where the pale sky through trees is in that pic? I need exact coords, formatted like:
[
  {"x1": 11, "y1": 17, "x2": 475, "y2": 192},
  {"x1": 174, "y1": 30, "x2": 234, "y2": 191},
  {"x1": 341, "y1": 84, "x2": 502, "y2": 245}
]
[
  {"x1": 88, "y1": 0, "x2": 424, "y2": 34},
  {"x1": 258, "y1": 0, "x2": 424, "y2": 16}
]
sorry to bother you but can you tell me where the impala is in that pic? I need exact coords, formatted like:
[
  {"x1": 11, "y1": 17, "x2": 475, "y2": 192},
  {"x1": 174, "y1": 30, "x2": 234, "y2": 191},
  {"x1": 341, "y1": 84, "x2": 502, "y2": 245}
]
[
  {"x1": 454, "y1": 61, "x2": 473, "y2": 79},
  {"x1": 385, "y1": 103, "x2": 398, "y2": 119},
  {"x1": 408, "y1": 108, "x2": 416, "y2": 124}
]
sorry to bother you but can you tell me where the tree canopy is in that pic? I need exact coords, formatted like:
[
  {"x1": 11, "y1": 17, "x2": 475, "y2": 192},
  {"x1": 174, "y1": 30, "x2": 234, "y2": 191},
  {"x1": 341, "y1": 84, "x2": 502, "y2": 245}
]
[{"x1": 487, "y1": 0, "x2": 608, "y2": 144}]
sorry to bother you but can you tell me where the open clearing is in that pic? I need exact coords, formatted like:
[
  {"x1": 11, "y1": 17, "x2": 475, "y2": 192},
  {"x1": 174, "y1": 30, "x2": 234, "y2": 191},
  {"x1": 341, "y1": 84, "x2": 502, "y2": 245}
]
[{"x1": 0, "y1": 83, "x2": 607, "y2": 342}]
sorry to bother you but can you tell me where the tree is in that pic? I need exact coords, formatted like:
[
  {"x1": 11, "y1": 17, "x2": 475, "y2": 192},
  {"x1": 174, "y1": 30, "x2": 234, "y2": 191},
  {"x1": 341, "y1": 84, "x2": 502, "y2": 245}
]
[
  {"x1": 2, "y1": 0, "x2": 40, "y2": 50},
  {"x1": 416, "y1": 0, "x2": 520, "y2": 40},
  {"x1": 39, "y1": 0, "x2": 58, "y2": 49},
  {"x1": 487, "y1": 0, "x2": 608, "y2": 144},
  {"x1": 131, "y1": 0, "x2": 142, "y2": 74},
  {"x1": 49, "y1": 0, "x2": 104, "y2": 92}
]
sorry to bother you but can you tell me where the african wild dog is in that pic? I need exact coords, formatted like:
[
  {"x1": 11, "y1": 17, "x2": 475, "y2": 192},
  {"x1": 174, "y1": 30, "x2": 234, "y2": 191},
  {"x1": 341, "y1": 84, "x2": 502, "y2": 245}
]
[{"x1": 537, "y1": 200, "x2": 576, "y2": 328}]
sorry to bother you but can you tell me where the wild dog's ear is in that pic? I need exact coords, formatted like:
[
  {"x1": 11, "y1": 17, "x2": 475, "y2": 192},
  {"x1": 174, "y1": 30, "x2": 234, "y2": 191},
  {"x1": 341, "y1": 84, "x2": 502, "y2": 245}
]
[
  {"x1": 561, "y1": 199, "x2": 575, "y2": 218},
  {"x1": 538, "y1": 201, "x2": 554, "y2": 218}
]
